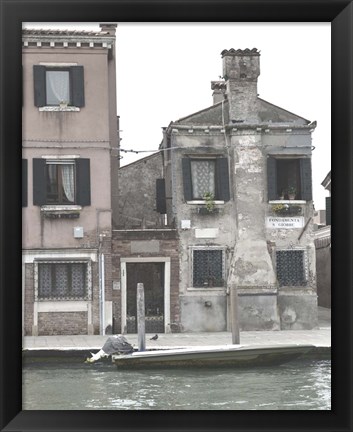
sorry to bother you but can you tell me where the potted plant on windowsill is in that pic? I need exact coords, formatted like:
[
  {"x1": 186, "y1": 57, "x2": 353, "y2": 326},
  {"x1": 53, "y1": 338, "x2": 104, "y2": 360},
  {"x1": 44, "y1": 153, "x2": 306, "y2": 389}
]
[
  {"x1": 198, "y1": 192, "x2": 218, "y2": 215},
  {"x1": 59, "y1": 100, "x2": 68, "y2": 109},
  {"x1": 287, "y1": 186, "x2": 296, "y2": 200},
  {"x1": 204, "y1": 192, "x2": 216, "y2": 212}
]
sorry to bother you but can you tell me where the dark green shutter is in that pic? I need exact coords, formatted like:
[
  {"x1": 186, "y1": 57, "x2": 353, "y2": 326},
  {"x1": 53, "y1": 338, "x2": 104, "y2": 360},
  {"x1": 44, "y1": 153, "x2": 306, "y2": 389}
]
[
  {"x1": 216, "y1": 158, "x2": 230, "y2": 201},
  {"x1": 267, "y1": 157, "x2": 277, "y2": 201},
  {"x1": 182, "y1": 158, "x2": 193, "y2": 201},
  {"x1": 33, "y1": 65, "x2": 46, "y2": 107},
  {"x1": 71, "y1": 66, "x2": 85, "y2": 107},
  {"x1": 22, "y1": 159, "x2": 28, "y2": 207},
  {"x1": 33, "y1": 158, "x2": 46, "y2": 205},
  {"x1": 76, "y1": 158, "x2": 91, "y2": 206},
  {"x1": 325, "y1": 196, "x2": 331, "y2": 225},
  {"x1": 300, "y1": 158, "x2": 312, "y2": 201},
  {"x1": 156, "y1": 179, "x2": 166, "y2": 214}
]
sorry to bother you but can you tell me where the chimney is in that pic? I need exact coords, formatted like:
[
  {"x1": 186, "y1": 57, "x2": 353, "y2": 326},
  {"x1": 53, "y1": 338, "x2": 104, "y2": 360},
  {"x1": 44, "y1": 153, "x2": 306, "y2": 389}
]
[
  {"x1": 221, "y1": 48, "x2": 260, "y2": 123},
  {"x1": 211, "y1": 81, "x2": 227, "y2": 105},
  {"x1": 99, "y1": 23, "x2": 117, "y2": 35}
]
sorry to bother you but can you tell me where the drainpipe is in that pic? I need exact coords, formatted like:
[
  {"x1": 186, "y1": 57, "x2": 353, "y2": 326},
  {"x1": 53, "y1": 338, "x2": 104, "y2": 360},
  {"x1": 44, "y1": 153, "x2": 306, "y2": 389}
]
[{"x1": 99, "y1": 234, "x2": 106, "y2": 335}]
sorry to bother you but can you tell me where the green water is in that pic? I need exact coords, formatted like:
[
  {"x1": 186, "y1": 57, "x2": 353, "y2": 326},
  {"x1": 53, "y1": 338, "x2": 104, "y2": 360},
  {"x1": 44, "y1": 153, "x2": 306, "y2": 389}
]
[{"x1": 22, "y1": 359, "x2": 331, "y2": 410}]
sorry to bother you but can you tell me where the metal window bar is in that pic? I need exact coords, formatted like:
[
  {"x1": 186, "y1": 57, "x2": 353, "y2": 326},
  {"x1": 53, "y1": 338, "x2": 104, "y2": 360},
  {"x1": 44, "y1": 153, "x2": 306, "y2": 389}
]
[
  {"x1": 276, "y1": 250, "x2": 307, "y2": 286},
  {"x1": 193, "y1": 249, "x2": 224, "y2": 287}
]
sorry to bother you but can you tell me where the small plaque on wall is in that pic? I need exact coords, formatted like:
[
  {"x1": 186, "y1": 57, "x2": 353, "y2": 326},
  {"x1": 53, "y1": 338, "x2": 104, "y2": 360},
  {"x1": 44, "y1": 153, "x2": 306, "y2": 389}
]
[{"x1": 266, "y1": 217, "x2": 304, "y2": 229}]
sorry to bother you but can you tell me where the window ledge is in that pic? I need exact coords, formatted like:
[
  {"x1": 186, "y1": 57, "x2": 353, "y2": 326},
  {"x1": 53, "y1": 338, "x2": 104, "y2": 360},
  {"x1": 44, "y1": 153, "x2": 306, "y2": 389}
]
[
  {"x1": 269, "y1": 200, "x2": 306, "y2": 204},
  {"x1": 39, "y1": 106, "x2": 80, "y2": 112},
  {"x1": 41, "y1": 205, "x2": 82, "y2": 219},
  {"x1": 186, "y1": 200, "x2": 225, "y2": 205},
  {"x1": 41, "y1": 205, "x2": 82, "y2": 211},
  {"x1": 187, "y1": 287, "x2": 226, "y2": 291}
]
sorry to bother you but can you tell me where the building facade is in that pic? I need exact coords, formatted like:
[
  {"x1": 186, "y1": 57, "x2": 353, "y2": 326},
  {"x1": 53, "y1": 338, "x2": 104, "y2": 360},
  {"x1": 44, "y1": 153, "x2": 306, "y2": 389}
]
[
  {"x1": 22, "y1": 24, "x2": 119, "y2": 336},
  {"x1": 158, "y1": 48, "x2": 318, "y2": 331},
  {"x1": 314, "y1": 171, "x2": 331, "y2": 308}
]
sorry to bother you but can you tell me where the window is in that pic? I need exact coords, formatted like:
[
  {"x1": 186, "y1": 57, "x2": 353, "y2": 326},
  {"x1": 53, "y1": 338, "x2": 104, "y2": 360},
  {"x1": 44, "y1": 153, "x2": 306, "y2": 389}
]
[
  {"x1": 47, "y1": 162, "x2": 75, "y2": 204},
  {"x1": 33, "y1": 158, "x2": 90, "y2": 206},
  {"x1": 46, "y1": 70, "x2": 71, "y2": 106},
  {"x1": 190, "y1": 160, "x2": 216, "y2": 199},
  {"x1": 33, "y1": 65, "x2": 85, "y2": 108},
  {"x1": 37, "y1": 261, "x2": 89, "y2": 300},
  {"x1": 192, "y1": 249, "x2": 225, "y2": 288},
  {"x1": 276, "y1": 250, "x2": 307, "y2": 287},
  {"x1": 182, "y1": 157, "x2": 230, "y2": 201},
  {"x1": 267, "y1": 157, "x2": 312, "y2": 201}
]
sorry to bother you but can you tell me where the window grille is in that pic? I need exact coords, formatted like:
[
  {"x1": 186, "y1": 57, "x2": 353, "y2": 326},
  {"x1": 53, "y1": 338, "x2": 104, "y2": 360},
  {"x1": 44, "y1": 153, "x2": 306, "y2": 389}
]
[
  {"x1": 276, "y1": 250, "x2": 307, "y2": 286},
  {"x1": 36, "y1": 261, "x2": 90, "y2": 300},
  {"x1": 193, "y1": 249, "x2": 224, "y2": 287}
]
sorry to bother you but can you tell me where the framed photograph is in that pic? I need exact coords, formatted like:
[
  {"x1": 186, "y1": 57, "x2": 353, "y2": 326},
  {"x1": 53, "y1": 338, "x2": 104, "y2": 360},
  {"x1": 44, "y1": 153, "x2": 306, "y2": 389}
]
[{"x1": 1, "y1": 1, "x2": 352, "y2": 431}]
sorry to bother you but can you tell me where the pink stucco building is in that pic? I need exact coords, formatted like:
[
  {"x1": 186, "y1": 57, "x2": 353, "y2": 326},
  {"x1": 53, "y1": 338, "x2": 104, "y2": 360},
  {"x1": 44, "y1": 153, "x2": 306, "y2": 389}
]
[{"x1": 22, "y1": 24, "x2": 119, "y2": 335}]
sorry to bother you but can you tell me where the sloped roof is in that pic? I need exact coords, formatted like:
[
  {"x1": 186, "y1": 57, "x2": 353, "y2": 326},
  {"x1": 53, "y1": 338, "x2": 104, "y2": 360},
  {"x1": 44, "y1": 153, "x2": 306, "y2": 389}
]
[
  {"x1": 173, "y1": 100, "x2": 229, "y2": 126},
  {"x1": 258, "y1": 98, "x2": 309, "y2": 124},
  {"x1": 171, "y1": 97, "x2": 309, "y2": 127}
]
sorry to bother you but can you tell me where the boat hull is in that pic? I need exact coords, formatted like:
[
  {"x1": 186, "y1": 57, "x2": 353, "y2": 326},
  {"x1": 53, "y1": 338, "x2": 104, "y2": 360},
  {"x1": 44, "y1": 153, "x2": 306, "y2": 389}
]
[{"x1": 112, "y1": 344, "x2": 314, "y2": 369}]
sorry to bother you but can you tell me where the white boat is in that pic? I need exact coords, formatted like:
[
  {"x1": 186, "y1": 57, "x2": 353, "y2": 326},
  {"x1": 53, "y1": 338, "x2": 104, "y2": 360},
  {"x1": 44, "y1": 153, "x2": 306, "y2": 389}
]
[{"x1": 111, "y1": 344, "x2": 314, "y2": 369}]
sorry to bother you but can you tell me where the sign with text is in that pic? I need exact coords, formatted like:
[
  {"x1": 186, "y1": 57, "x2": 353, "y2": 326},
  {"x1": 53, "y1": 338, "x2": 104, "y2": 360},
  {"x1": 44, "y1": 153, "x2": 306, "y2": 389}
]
[{"x1": 266, "y1": 216, "x2": 304, "y2": 229}]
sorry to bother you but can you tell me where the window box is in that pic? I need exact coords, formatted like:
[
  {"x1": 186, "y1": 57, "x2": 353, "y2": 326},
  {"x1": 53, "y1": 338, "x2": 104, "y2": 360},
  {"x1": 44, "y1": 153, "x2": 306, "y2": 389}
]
[
  {"x1": 271, "y1": 203, "x2": 303, "y2": 217},
  {"x1": 41, "y1": 206, "x2": 81, "y2": 219},
  {"x1": 197, "y1": 206, "x2": 220, "y2": 215}
]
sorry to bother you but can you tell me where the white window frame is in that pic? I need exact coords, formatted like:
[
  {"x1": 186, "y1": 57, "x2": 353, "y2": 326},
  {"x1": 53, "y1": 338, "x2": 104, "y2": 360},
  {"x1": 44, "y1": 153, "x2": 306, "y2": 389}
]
[{"x1": 34, "y1": 259, "x2": 92, "y2": 301}]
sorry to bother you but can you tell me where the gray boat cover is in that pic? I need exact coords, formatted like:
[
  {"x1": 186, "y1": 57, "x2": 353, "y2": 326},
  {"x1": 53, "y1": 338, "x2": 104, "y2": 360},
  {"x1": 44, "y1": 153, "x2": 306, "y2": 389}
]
[{"x1": 102, "y1": 335, "x2": 134, "y2": 355}]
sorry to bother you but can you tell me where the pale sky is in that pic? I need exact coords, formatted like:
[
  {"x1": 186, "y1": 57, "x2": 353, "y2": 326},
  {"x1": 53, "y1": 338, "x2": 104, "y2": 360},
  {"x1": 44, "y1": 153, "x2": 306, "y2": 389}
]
[{"x1": 23, "y1": 22, "x2": 331, "y2": 210}]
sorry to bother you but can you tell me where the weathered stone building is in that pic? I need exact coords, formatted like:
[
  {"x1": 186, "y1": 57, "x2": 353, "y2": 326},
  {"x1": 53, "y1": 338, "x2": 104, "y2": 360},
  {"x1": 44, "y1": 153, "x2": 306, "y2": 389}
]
[
  {"x1": 22, "y1": 25, "x2": 119, "y2": 335},
  {"x1": 155, "y1": 48, "x2": 318, "y2": 331},
  {"x1": 314, "y1": 171, "x2": 331, "y2": 308},
  {"x1": 113, "y1": 154, "x2": 180, "y2": 334}
]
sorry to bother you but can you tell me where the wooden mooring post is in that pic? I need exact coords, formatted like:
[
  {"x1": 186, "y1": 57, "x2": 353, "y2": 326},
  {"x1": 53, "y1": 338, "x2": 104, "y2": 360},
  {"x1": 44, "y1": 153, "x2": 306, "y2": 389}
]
[
  {"x1": 137, "y1": 283, "x2": 146, "y2": 352},
  {"x1": 230, "y1": 284, "x2": 240, "y2": 344}
]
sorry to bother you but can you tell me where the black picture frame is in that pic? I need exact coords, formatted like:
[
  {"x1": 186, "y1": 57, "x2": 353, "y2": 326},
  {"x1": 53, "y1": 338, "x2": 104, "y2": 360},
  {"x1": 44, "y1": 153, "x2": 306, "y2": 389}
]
[{"x1": 1, "y1": 1, "x2": 352, "y2": 431}]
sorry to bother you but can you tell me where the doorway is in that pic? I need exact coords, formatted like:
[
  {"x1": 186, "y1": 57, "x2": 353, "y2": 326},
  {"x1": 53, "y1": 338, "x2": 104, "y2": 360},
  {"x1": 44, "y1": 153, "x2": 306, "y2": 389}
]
[{"x1": 126, "y1": 262, "x2": 165, "y2": 333}]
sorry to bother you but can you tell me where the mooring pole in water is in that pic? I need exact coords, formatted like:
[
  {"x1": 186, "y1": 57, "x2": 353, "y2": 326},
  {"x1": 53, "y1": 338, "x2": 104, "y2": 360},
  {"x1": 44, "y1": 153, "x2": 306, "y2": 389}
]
[
  {"x1": 137, "y1": 283, "x2": 146, "y2": 351},
  {"x1": 230, "y1": 284, "x2": 240, "y2": 344}
]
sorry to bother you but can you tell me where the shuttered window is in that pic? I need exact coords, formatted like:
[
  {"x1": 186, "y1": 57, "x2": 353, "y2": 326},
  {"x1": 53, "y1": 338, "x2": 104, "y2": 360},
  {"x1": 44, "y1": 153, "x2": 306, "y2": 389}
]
[
  {"x1": 22, "y1": 159, "x2": 28, "y2": 207},
  {"x1": 182, "y1": 157, "x2": 230, "y2": 201},
  {"x1": 325, "y1": 197, "x2": 331, "y2": 225},
  {"x1": 156, "y1": 179, "x2": 166, "y2": 214},
  {"x1": 33, "y1": 65, "x2": 85, "y2": 107},
  {"x1": 267, "y1": 157, "x2": 312, "y2": 201},
  {"x1": 33, "y1": 158, "x2": 90, "y2": 206}
]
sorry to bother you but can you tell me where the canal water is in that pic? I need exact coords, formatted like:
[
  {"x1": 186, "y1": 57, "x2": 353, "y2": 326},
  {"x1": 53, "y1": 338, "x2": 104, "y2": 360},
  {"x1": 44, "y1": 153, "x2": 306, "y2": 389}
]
[{"x1": 22, "y1": 358, "x2": 331, "y2": 410}]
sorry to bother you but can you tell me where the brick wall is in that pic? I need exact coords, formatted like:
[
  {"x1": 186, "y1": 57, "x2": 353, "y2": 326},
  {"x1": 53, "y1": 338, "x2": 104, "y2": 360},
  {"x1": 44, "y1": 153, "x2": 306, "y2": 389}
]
[
  {"x1": 24, "y1": 264, "x2": 34, "y2": 335},
  {"x1": 38, "y1": 312, "x2": 87, "y2": 335},
  {"x1": 24, "y1": 254, "x2": 106, "y2": 336},
  {"x1": 112, "y1": 230, "x2": 180, "y2": 333}
]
